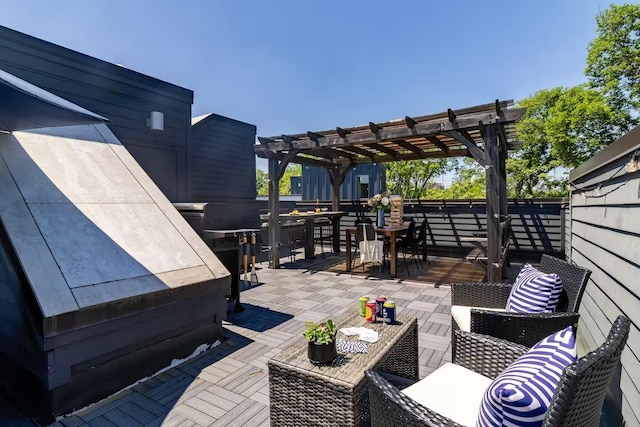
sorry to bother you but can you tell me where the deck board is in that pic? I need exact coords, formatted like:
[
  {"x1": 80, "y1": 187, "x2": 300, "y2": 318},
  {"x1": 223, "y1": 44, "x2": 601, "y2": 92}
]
[{"x1": 34, "y1": 255, "x2": 464, "y2": 426}]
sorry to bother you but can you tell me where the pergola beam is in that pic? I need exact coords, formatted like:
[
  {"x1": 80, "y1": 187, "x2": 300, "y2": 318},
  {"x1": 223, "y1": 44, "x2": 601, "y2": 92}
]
[
  {"x1": 338, "y1": 145, "x2": 376, "y2": 159},
  {"x1": 443, "y1": 130, "x2": 486, "y2": 166},
  {"x1": 394, "y1": 139, "x2": 425, "y2": 156},
  {"x1": 426, "y1": 136, "x2": 450, "y2": 155},
  {"x1": 368, "y1": 142, "x2": 398, "y2": 158},
  {"x1": 260, "y1": 109, "x2": 525, "y2": 152}
]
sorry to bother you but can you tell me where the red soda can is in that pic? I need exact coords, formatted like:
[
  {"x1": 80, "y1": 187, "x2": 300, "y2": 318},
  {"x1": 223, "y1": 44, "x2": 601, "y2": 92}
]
[
  {"x1": 365, "y1": 300, "x2": 377, "y2": 323},
  {"x1": 375, "y1": 296, "x2": 387, "y2": 318}
]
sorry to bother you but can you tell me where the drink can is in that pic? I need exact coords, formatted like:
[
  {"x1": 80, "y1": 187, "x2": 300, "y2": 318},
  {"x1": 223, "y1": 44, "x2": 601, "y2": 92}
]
[
  {"x1": 383, "y1": 301, "x2": 396, "y2": 324},
  {"x1": 359, "y1": 296, "x2": 369, "y2": 317},
  {"x1": 365, "y1": 301, "x2": 377, "y2": 323},
  {"x1": 375, "y1": 296, "x2": 387, "y2": 317}
]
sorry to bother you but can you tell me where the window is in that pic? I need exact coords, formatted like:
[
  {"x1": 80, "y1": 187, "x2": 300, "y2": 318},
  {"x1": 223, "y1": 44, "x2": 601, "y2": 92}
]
[{"x1": 358, "y1": 175, "x2": 370, "y2": 199}]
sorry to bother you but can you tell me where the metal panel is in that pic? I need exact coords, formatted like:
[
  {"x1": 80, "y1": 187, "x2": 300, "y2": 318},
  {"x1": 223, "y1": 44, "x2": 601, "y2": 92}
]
[
  {"x1": 191, "y1": 113, "x2": 257, "y2": 201},
  {"x1": 0, "y1": 25, "x2": 193, "y2": 202},
  {"x1": 302, "y1": 164, "x2": 386, "y2": 201}
]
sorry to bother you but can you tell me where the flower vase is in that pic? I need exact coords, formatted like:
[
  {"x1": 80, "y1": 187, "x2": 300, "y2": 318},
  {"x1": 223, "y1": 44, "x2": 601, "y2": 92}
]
[{"x1": 376, "y1": 209, "x2": 385, "y2": 228}]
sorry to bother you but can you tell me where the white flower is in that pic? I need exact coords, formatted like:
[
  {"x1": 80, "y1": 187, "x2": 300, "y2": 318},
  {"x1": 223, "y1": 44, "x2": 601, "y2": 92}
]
[
  {"x1": 367, "y1": 199, "x2": 374, "y2": 207},
  {"x1": 381, "y1": 197, "x2": 389, "y2": 206},
  {"x1": 375, "y1": 194, "x2": 382, "y2": 201}
]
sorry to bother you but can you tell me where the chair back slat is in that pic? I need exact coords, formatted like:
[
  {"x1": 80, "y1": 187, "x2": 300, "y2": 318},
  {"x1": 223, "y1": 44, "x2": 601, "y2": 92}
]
[
  {"x1": 543, "y1": 315, "x2": 630, "y2": 427},
  {"x1": 539, "y1": 254, "x2": 591, "y2": 312}
]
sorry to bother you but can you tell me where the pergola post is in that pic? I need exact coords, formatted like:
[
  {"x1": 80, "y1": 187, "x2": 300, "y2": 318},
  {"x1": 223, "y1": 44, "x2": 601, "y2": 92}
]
[
  {"x1": 326, "y1": 165, "x2": 354, "y2": 253},
  {"x1": 484, "y1": 123, "x2": 502, "y2": 282},
  {"x1": 267, "y1": 157, "x2": 281, "y2": 268}
]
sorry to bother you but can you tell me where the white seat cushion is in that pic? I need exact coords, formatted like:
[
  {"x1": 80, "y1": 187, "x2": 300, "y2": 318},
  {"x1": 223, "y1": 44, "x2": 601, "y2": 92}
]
[
  {"x1": 451, "y1": 305, "x2": 504, "y2": 332},
  {"x1": 401, "y1": 362, "x2": 492, "y2": 426}
]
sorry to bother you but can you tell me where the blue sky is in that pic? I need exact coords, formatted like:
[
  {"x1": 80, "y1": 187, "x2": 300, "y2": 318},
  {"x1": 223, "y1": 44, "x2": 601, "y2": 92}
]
[{"x1": 2, "y1": 1, "x2": 624, "y2": 175}]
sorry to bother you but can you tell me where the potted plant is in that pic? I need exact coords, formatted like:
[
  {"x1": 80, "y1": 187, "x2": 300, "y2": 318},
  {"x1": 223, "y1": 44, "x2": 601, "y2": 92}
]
[{"x1": 303, "y1": 319, "x2": 338, "y2": 364}]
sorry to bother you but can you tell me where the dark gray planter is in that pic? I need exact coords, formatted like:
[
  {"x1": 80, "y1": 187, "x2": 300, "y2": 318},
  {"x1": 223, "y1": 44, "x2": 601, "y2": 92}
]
[{"x1": 307, "y1": 341, "x2": 337, "y2": 365}]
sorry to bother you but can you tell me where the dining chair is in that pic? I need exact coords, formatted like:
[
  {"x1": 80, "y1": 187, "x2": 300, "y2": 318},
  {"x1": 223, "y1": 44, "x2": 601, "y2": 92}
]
[
  {"x1": 396, "y1": 220, "x2": 418, "y2": 275},
  {"x1": 354, "y1": 222, "x2": 384, "y2": 276},
  {"x1": 412, "y1": 221, "x2": 429, "y2": 266},
  {"x1": 351, "y1": 218, "x2": 372, "y2": 269}
]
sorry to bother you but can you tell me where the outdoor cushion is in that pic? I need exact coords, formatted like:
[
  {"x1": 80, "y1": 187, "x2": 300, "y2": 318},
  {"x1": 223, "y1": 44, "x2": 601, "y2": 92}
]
[
  {"x1": 451, "y1": 305, "x2": 504, "y2": 332},
  {"x1": 505, "y1": 264, "x2": 563, "y2": 313},
  {"x1": 402, "y1": 362, "x2": 492, "y2": 426},
  {"x1": 477, "y1": 326, "x2": 577, "y2": 426}
]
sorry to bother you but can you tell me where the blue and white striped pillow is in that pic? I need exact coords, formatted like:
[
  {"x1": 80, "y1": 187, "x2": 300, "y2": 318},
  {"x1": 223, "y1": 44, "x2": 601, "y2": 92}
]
[
  {"x1": 477, "y1": 326, "x2": 577, "y2": 426},
  {"x1": 506, "y1": 264, "x2": 563, "y2": 313}
]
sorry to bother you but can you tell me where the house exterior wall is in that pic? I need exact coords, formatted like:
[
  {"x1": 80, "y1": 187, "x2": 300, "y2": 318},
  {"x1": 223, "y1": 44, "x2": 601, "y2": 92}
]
[
  {"x1": 302, "y1": 163, "x2": 386, "y2": 201},
  {"x1": 191, "y1": 114, "x2": 257, "y2": 201},
  {"x1": 0, "y1": 25, "x2": 194, "y2": 202},
  {"x1": 568, "y1": 126, "x2": 640, "y2": 426}
]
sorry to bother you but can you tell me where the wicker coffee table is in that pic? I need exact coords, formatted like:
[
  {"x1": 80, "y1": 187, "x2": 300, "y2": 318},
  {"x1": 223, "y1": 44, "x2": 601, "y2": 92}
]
[{"x1": 268, "y1": 311, "x2": 418, "y2": 426}]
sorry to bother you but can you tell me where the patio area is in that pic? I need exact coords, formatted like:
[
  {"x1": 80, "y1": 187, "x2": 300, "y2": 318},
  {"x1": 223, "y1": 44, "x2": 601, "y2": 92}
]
[{"x1": 44, "y1": 259, "x2": 453, "y2": 427}]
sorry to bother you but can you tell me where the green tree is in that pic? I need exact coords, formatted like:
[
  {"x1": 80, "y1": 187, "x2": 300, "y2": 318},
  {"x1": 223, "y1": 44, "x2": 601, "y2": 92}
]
[
  {"x1": 426, "y1": 160, "x2": 486, "y2": 199},
  {"x1": 255, "y1": 164, "x2": 301, "y2": 196},
  {"x1": 586, "y1": 3, "x2": 640, "y2": 122},
  {"x1": 386, "y1": 159, "x2": 452, "y2": 199},
  {"x1": 279, "y1": 163, "x2": 302, "y2": 195},
  {"x1": 256, "y1": 169, "x2": 268, "y2": 196},
  {"x1": 512, "y1": 85, "x2": 623, "y2": 197}
]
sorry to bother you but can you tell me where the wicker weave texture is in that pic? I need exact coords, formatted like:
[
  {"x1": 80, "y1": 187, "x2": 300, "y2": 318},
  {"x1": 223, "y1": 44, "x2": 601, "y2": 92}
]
[
  {"x1": 543, "y1": 315, "x2": 630, "y2": 427},
  {"x1": 538, "y1": 254, "x2": 591, "y2": 312},
  {"x1": 268, "y1": 311, "x2": 418, "y2": 426},
  {"x1": 366, "y1": 317, "x2": 630, "y2": 427},
  {"x1": 450, "y1": 255, "x2": 591, "y2": 354}
]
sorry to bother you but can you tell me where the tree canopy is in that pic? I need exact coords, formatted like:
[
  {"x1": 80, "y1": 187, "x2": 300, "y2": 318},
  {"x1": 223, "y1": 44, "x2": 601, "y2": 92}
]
[
  {"x1": 586, "y1": 3, "x2": 640, "y2": 120},
  {"x1": 257, "y1": 4, "x2": 640, "y2": 200},
  {"x1": 386, "y1": 159, "x2": 451, "y2": 199}
]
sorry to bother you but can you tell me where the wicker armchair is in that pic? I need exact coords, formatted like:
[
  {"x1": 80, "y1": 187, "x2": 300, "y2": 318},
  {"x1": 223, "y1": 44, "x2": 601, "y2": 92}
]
[
  {"x1": 366, "y1": 316, "x2": 630, "y2": 427},
  {"x1": 451, "y1": 254, "x2": 591, "y2": 357}
]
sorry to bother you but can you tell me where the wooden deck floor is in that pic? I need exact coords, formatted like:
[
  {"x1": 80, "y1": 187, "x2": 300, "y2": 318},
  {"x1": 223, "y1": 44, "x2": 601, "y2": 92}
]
[{"x1": 42, "y1": 257, "x2": 455, "y2": 427}]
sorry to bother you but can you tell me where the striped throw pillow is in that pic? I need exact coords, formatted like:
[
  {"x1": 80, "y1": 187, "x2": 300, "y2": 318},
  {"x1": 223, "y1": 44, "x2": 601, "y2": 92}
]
[
  {"x1": 506, "y1": 264, "x2": 563, "y2": 313},
  {"x1": 477, "y1": 326, "x2": 577, "y2": 426}
]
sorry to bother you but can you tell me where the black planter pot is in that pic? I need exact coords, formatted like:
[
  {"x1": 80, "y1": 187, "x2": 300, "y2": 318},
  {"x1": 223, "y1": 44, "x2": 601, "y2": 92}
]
[{"x1": 307, "y1": 340, "x2": 337, "y2": 365}]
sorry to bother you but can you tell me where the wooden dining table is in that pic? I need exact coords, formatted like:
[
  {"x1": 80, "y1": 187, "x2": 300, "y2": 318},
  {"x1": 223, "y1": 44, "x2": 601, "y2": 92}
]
[{"x1": 345, "y1": 223, "x2": 410, "y2": 278}]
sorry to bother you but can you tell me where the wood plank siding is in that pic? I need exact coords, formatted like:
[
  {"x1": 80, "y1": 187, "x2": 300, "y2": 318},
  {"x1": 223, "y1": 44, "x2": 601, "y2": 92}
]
[
  {"x1": 302, "y1": 163, "x2": 386, "y2": 200},
  {"x1": 569, "y1": 126, "x2": 640, "y2": 426},
  {"x1": 0, "y1": 25, "x2": 194, "y2": 202},
  {"x1": 191, "y1": 113, "x2": 257, "y2": 201}
]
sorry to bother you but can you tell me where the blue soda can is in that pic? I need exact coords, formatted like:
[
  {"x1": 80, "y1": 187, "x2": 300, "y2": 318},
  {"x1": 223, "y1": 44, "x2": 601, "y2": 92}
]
[
  {"x1": 375, "y1": 296, "x2": 387, "y2": 318},
  {"x1": 383, "y1": 300, "x2": 396, "y2": 324}
]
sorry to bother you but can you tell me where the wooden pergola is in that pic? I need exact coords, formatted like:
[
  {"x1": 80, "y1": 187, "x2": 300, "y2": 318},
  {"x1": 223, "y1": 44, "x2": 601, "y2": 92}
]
[{"x1": 255, "y1": 100, "x2": 526, "y2": 281}]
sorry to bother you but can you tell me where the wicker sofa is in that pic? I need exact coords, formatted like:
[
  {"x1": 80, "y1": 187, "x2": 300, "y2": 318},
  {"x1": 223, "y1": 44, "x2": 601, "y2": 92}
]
[
  {"x1": 366, "y1": 316, "x2": 630, "y2": 426},
  {"x1": 450, "y1": 254, "x2": 591, "y2": 357}
]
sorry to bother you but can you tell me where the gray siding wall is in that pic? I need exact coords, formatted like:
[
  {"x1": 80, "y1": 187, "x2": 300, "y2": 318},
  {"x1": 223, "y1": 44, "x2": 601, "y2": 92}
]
[
  {"x1": 569, "y1": 132, "x2": 640, "y2": 426},
  {"x1": 302, "y1": 164, "x2": 386, "y2": 201},
  {"x1": 191, "y1": 114, "x2": 257, "y2": 201},
  {"x1": 0, "y1": 25, "x2": 194, "y2": 202}
]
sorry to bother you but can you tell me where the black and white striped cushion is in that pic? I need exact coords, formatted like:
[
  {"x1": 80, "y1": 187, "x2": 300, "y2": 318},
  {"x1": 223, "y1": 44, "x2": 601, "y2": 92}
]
[
  {"x1": 477, "y1": 326, "x2": 577, "y2": 426},
  {"x1": 506, "y1": 264, "x2": 563, "y2": 313},
  {"x1": 336, "y1": 338, "x2": 368, "y2": 354}
]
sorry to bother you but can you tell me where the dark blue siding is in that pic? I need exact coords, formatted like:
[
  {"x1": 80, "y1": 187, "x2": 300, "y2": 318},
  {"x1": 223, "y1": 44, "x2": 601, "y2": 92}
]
[
  {"x1": 190, "y1": 113, "x2": 257, "y2": 201},
  {"x1": 0, "y1": 25, "x2": 194, "y2": 202},
  {"x1": 302, "y1": 164, "x2": 386, "y2": 201}
]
